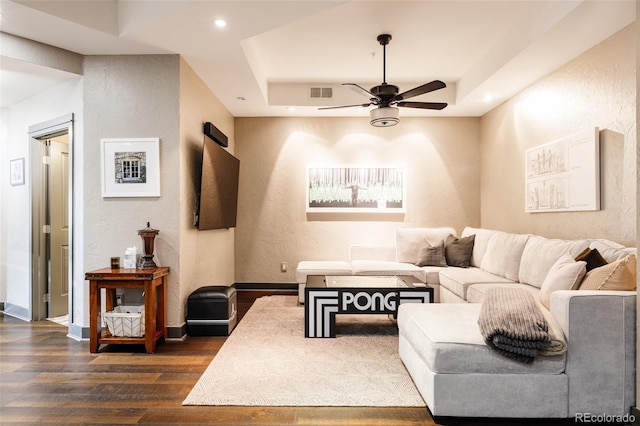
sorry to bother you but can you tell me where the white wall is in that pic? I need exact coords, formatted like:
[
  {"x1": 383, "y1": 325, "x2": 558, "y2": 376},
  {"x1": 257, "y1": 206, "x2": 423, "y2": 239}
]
[
  {"x1": 0, "y1": 108, "x2": 7, "y2": 304},
  {"x1": 480, "y1": 23, "x2": 636, "y2": 245},
  {"x1": 234, "y1": 116, "x2": 481, "y2": 283},
  {"x1": 0, "y1": 78, "x2": 83, "y2": 319}
]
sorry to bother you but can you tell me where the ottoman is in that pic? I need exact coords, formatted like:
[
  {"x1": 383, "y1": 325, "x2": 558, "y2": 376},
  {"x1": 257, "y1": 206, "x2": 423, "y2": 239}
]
[
  {"x1": 296, "y1": 261, "x2": 352, "y2": 303},
  {"x1": 186, "y1": 286, "x2": 237, "y2": 336}
]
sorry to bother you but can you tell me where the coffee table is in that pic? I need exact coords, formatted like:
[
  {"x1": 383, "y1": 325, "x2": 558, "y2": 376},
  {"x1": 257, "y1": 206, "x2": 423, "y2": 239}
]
[{"x1": 304, "y1": 275, "x2": 433, "y2": 338}]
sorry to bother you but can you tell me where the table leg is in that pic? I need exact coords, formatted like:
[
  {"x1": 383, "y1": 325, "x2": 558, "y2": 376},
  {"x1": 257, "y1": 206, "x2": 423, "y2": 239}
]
[
  {"x1": 157, "y1": 276, "x2": 167, "y2": 341},
  {"x1": 144, "y1": 279, "x2": 157, "y2": 353},
  {"x1": 89, "y1": 282, "x2": 99, "y2": 353}
]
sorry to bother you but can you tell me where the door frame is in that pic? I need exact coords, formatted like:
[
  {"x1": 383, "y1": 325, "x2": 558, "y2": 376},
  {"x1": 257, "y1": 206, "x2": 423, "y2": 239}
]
[{"x1": 29, "y1": 114, "x2": 74, "y2": 323}]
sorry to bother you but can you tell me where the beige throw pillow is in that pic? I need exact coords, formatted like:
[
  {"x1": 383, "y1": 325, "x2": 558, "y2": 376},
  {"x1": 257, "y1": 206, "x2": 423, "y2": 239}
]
[
  {"x1": 539, "y1": 253, "x2": 586, "y2": 309},
  {"x1": 578, "y1": 254, "x2": 637, "y2": 291}
]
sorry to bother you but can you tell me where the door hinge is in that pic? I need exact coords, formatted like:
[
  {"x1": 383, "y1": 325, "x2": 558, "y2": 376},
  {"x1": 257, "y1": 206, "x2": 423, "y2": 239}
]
[
  {"x1": 42, "y1": 156, "x2": 51, "y2": 165},
  {"x1": 43, "y1": 225, "x2": 51, "y2": 234},
  {"x1": 43, "y1": 293, "x2": 50, "y2": 303}
]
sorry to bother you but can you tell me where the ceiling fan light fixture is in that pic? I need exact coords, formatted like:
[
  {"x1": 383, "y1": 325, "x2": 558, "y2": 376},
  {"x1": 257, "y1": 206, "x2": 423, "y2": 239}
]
[{"x1": 370, "y1": 107, "x2": 399, "y2": 127}]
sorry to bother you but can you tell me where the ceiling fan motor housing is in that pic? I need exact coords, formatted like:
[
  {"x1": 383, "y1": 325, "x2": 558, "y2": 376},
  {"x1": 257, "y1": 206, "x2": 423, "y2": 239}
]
[{"x1": 370, "y1": 84, "x2": 399, "y2": 100}]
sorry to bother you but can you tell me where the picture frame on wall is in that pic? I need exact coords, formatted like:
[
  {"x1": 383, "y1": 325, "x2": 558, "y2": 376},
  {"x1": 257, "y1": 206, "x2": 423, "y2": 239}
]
[
  {"x1": 101, "y1": 138, "x2": 161, "y2": 197},
  {"x1": 10, "y1": 158, "x2": 25, "y2": 186},
  {"x1": 524, "y1": 128, "x2": 600, "y2": 213},
  {"x1": 306, "y1": 165, "x2": 406, "y2": 213}
]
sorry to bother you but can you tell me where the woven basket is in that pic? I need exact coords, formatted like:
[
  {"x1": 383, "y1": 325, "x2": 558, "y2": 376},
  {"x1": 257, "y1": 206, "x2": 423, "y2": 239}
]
[{"x1": 104, "y1": 305, "x2": 145, "y2": 337}]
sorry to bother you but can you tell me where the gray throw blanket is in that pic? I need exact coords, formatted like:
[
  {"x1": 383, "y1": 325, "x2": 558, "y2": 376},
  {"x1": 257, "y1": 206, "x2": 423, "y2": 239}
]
[{"x1": 478, "y1": 288, "x2": 551, "y2": 363}]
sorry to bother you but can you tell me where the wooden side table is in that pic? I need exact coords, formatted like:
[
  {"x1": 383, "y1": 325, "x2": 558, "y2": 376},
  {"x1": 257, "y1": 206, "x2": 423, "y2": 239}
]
[{"x1": 85, "y1": 267, "x2": 169, "y2": 353}]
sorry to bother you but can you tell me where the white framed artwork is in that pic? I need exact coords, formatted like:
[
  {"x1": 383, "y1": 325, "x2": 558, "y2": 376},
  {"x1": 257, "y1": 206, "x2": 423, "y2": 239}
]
[
  {"x1": 306, "y1": 165, "x2": 406, "y2": 213},
  {"x1": 525, "y1": 128, "x2": 600, "y2": 212},
  {"x1": 101, "y1": 138, "x2": 161, "y2": 197},
  {"x1": 10, "y1": 158, "x2": 25, "y2": 186}
]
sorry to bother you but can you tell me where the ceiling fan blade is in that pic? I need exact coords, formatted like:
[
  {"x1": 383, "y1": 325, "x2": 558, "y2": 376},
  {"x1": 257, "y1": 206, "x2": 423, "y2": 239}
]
[
  {"x1": 318, "y1": 103, "x2": 372, "y2": 110},
  {"x1": 343, "y1": 83, "x2": 380, "y2": 100},
  {"x1": 396, "y1": 101, "x2": 448, "y2": 110},
  {"x1": 394, "y1": 80, "x2": 446, "y2": 102}
]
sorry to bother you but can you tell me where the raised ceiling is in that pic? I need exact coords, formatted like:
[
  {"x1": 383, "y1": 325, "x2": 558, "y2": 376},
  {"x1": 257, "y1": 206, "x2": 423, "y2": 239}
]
[{"x1": 0, "y1": 0, "x2": 635, "y2": 116}]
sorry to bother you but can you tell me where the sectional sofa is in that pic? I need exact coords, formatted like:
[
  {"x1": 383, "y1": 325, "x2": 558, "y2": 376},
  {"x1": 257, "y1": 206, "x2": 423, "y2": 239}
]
[{"x1": 295, "y1": 227, "x2": 637, "y2": 419}]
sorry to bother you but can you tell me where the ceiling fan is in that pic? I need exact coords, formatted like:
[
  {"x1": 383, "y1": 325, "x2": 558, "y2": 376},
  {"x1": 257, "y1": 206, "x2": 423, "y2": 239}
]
[{"x1": 319, "y1": 34, "x2": 448, "y2": 127}]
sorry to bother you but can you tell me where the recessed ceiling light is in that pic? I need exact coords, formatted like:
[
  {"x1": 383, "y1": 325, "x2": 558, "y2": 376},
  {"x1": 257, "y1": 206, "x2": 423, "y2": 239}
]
[
  {"x1": 237, "y1": 96, "x2": 246, "y2": 101},
  {"x1": 214, "y1": 18, "x2": 227, "y2": 28},
  {"x1": 483, "y1": 94, "x2": 494, "y2": 102}
]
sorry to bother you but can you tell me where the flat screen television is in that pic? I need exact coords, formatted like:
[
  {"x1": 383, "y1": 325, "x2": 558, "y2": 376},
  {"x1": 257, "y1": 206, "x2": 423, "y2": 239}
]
[{"x1": 196, "y1": 138, "x2": 240, "y2": 230}]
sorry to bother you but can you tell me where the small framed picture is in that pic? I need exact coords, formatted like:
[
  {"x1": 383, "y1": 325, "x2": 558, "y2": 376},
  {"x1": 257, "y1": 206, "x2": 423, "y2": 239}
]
[
  {"x1": 101, "y1": 138, "x2": 161, "y2": 197},
  {"x1": 10, "y1": 158, "x2": 25, "y2": 186}
]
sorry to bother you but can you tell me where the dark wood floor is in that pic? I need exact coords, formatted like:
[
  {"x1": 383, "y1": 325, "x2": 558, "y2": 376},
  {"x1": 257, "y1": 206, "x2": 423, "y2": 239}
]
[{"x1": 0, "y1": 291, "x2": 577, "y2": 425}]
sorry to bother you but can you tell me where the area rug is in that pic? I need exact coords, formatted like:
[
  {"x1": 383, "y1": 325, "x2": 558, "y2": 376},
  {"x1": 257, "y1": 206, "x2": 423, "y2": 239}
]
[{"x1": 183, "y1": 295, "x2": 425, "y2": 407}]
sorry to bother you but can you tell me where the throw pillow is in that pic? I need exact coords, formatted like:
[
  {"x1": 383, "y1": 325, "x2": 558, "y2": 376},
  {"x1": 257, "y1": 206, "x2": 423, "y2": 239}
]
[
  {"x1": 415, "y1": 240, "x2": 447, "y2": 267},
  {"x1": 539, "y1": 253, "x2": 586, "y2": 309},
  {"x1": 444, "y1": 234, "x2": 475, "y2": 268},
  {"x1": 575, "y1": 247, "x2": 608, "y2": 272},
  {"x1": 578, "y1": 254, "x2": 637, "y2": 291}
]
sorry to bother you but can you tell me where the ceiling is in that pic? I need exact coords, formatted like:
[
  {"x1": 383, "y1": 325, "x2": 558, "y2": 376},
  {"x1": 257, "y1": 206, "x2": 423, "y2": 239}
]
[{"x1": 0, "y1": 0, "x2": 635, "y2": 117}]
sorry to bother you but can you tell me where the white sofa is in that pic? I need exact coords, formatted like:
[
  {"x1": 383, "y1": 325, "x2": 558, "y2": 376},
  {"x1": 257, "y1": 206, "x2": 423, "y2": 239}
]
[
  {"x1": 296, "y1": 226, "x2": 456, "y2": 303},
  {"x1": 297, "y1": 226, "x2": 637, "y2": 419}
]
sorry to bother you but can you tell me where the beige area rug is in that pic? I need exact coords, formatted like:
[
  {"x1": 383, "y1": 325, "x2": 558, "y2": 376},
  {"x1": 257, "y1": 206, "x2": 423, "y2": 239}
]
[{"x1": 183, "y1": 295, "x2": 425, "y2": 407}]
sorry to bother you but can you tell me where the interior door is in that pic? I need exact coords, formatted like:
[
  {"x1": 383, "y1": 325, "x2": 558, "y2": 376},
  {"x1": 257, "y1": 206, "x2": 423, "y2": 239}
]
[{"x1": 48, "y1": 136, "x2": 69, "y2": 318}]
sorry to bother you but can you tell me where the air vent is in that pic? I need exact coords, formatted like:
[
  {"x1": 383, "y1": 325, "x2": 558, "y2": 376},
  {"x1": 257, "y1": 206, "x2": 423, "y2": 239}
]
[{"x1": 309, "y1": 87, "x2": 333, "y2": 99}]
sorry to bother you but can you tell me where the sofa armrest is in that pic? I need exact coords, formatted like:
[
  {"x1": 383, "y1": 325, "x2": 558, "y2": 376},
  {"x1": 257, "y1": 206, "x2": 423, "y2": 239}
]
[
  {"x1": 549, "y1": 290, "x2": 636, "y2": 416},
  {"x1": 550, "y1": 290, "x2": 636, "y2": 336},
  {"x1": 350, "y1": 245, "x2": 397, "y2": 262}
]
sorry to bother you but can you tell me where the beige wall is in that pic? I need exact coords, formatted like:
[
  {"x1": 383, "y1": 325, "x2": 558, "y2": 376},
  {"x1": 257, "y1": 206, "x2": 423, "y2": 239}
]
[
  {"x1": 234, "y1": 116, "x2": 481, "y2": 283},
  {"x1": 83, "y1": 55, "x2": 182, "y2": 326},
  {"x1": 178, "y1": 58, "x2": 236, "y2": 314},
  {"x1": 480, "y1": 23, "x2": 636, "y2": 246}
]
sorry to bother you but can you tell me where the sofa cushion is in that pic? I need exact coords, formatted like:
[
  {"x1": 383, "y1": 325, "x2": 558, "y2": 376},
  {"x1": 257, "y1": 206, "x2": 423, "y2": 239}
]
[
  {"x1": 396, "y1": 227, "x2": 456, "y2": 264},
  {"x1": 461, "y1": 227, "x2": 497, "y2": 268},
  {"x1": 589, "y1": 239, "x2": 637, "y2": 263},
  {"x1": 350, "y1": 260, "x2": 427, "y2": 282},
  {"x1": 295, "y1": 261, "x2": 352, "y2": 283},
  {"x1": 350, "y1": 245, "x2": 397, "y2": 262},
  {"x1": 481, "y1": 231, "x2": 530, "y2": 281},
  {"x1": 444, "y1": 234, "x2": 475, "y2": 268},
  {"x1": 419, "y1": 266, "x2": 447, "y2": 285},
  {"x1": 575, "y1": 247, "x2": 608, "y2": 272},
  {"x1": 539, "y1": 254, "x2": 586, "y2": 308},
  {"x1": 578, "y1": 254, "x2": 637, "y2": 291},
  {"x1": 415, "y1": 240, "x2": 447, "y2": 267},
  {"x1": 397, "y1": 303, "x2": 566, "y2": 374},
  {"x1": 519, "y1": 236, "x2": 590, "y2": 289},
  {"x1": 439, "y1": 267, "x2": 513, "y2": 299},
  {"x1": 466, "y1": 283, "x2": 540, "y2": 304}
]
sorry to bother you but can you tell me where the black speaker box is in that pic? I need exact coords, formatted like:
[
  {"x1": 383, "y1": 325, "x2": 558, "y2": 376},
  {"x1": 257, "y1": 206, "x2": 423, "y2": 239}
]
[{"x1": 204, "y1": 122, "x2": 228, "y2": 147}]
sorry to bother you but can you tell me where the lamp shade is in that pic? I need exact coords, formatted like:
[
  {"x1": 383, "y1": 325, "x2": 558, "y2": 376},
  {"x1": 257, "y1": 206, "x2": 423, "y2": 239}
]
[{"x1": 370, "y1": 107, "x2": 399, "y2": 127}]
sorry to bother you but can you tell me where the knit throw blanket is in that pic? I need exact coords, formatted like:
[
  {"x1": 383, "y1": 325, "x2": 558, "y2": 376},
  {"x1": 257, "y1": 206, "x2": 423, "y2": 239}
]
[{"x1": 478, "y1": 288, "x2": 552, "y2": 363}]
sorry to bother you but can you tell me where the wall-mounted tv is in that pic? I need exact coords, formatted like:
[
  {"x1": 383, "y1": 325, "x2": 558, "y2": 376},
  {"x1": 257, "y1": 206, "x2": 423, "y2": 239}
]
[{"x1": 196, "y1": 137, "x2": 240, "y2": 230}]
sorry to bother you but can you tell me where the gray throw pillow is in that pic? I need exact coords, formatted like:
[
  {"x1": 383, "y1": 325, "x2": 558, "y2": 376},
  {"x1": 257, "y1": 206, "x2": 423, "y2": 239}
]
[
  {"x1": 444, "y1": 234, "x2": 475, "y2": 268},
  {"x1": 415, "y1": 240, "x2": 447, "y2": 267}
]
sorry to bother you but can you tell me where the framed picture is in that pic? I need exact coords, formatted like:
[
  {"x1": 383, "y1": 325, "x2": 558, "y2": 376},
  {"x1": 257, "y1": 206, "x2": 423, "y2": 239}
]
[
  {"x1": 525, "y1": 128, "x2": 600, "y2": 212},
  {"x1": 10, "y1": 158, "x2": 25, "y2": 186},
  {"x1": 101, "y1": 138, "x2": 161, "y2": 197},
  {"x1": 306, "y1": 165, "x2": 406, "y2": 213}
]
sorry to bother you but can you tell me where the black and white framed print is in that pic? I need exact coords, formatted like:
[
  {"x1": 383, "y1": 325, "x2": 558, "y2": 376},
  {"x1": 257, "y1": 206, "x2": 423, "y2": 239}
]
[{"x1": 101, "y1": 138, "x2": 160, "y2": 197}]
